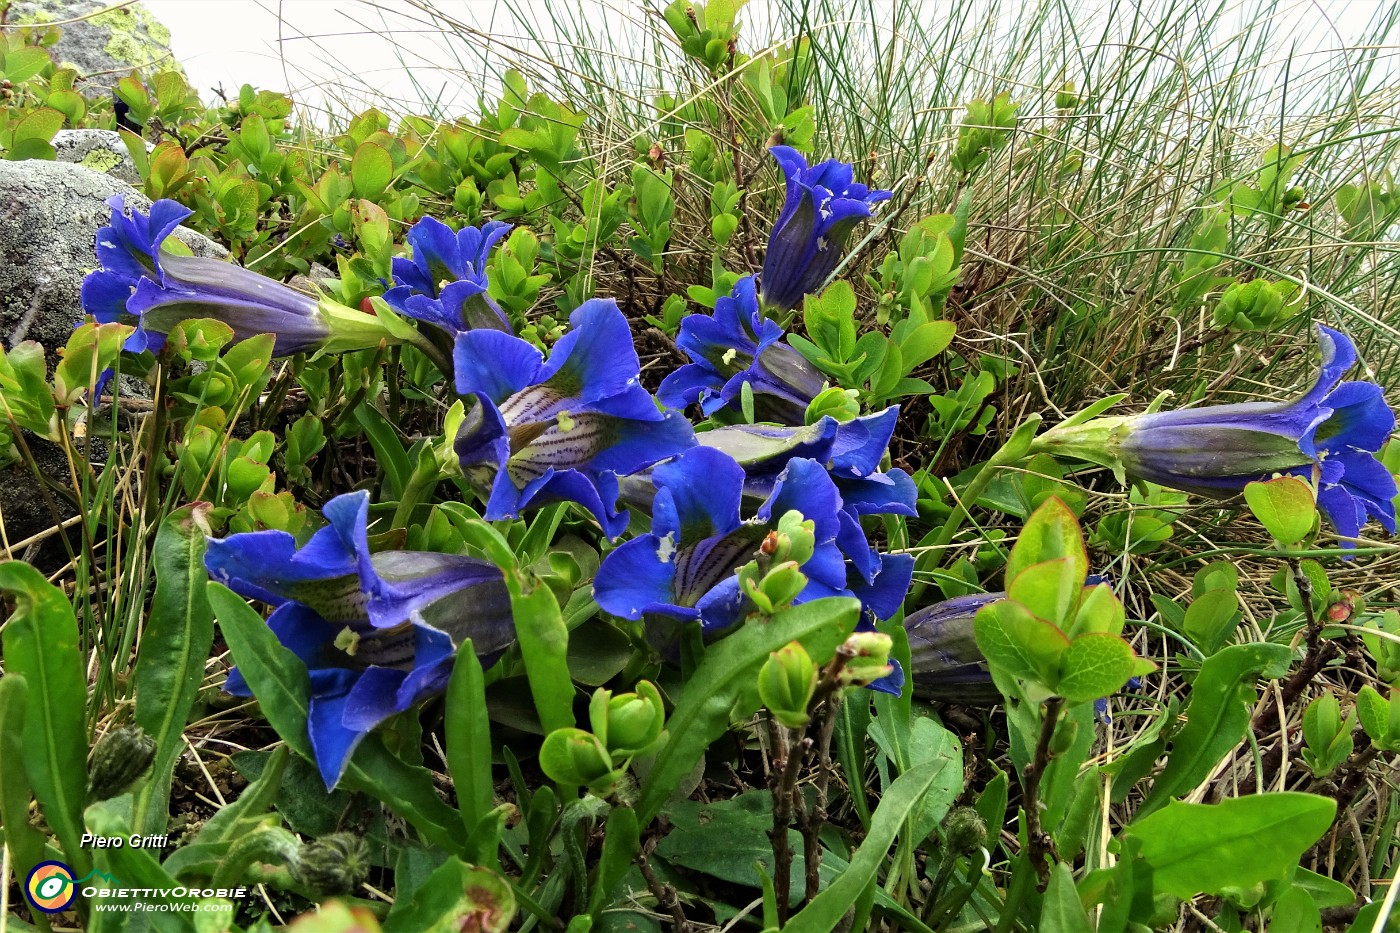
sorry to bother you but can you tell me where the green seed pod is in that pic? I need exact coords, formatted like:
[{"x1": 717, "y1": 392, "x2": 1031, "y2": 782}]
[
  {"x1": 290, "y1": 832, "x2": 370, "y2": 897},
  {"x1": 88, "y1": 725, "x2": 157, "y2": 802},
  {"x1": 591, "y1": 681, "x2": 666, "y2": 760},
  {"x1": 839, "y1": 632, "x2": 894, "y2": 688},
  {"x1": 758, "y1": 641, "x2": 818, "y2": 729},
  {"x1": 805, "y1": 386, "x2": 861, "y2": 424}
]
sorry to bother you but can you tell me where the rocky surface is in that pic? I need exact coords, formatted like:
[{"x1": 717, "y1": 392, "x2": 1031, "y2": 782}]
[
  {"x1": 0, "y1": 158, "x2": 224, "y2": 351},
  {"x1": 9, "y1": 0, "x2": 179, "y2": 90},
  {"x1": 0, "y1": 159, "x2": 223, "y2": 544},
  {"x1": 51, "y1": 128, "x2": 144, "y2": 184}
]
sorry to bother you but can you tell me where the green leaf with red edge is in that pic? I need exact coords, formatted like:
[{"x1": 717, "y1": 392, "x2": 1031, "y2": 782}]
[
  {"x1": 351, "y1": 141, "x2": 394, "y2": 200},
  {"x1": 1006, "y1": 496, "x2": 1088, "y2": 590},
  {"x1": 974, "y1": 599, "x2": 1069, "y2": 687},
  {"x1": 1056, "y1": 633, "x2": 1143, "y2": 703},
  {"x1": 1007, "y1": 557, "x2": 1082, "y2": 629}
]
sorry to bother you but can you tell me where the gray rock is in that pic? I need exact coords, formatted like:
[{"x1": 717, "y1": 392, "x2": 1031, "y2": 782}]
[
  {"x1": 0, "y1": 158, "x2": 224, "y2": 351},
  {"x1": 9, "y1": 1, "x2": 180, "y2": 91},
  {"x1": 51, "y1": 129, "x2": 146, "y2": 184}
]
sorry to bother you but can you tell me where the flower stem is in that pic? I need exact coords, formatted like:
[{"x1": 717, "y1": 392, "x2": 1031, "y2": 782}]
[{"x1": 1022, "y1": 695, "x2": 1064, "y2": 887}]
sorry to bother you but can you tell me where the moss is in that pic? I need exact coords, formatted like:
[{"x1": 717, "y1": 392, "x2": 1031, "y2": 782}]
[
  {"x1": 92, "y1": 6, "x2": 178, "y2": 71},
  {"x1": 78, "y1": 148, "x2": 123, "y2": 175}
]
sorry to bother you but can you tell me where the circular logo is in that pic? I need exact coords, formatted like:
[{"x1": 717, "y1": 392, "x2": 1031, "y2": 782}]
[{"x1": 25, "y1": 861, "x2": 76, "y2": 913}]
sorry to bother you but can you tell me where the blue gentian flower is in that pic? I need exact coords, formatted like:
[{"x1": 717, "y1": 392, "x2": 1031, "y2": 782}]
[
  {"x1": 453, "y1": 298, "x2": 695, "y2": 538},
  {"x1": 760, "y1": 146, "x2": 892, "y2": 312},
  {"x1": 658, "y1": 276, "x2": 825, "y2": 423},
  {"x1": 207, "y1": 490, "x2": 515, "y2": 788},
  {"x1": 81, "y1": 196, "x2": 399, "y2": 356},
  {"x1": 593, "y1": 447, "x2": 850, "y2": 631},
  {"x1": 381, "y1": 216, "x2": 512, "y2": 335},
  {"x1": 1034, "y1": 325, "x2": 1397, "y2": 544}
]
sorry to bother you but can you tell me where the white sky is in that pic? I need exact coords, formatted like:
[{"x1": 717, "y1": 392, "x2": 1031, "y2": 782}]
[{"x1": 144, "y1": 0, "x2": 1396, "y2": 119}]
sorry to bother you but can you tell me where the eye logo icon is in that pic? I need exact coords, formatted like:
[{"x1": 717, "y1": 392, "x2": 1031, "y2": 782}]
[{"x1": 25, "y1": 861, "x2": 77, "y2": 913}]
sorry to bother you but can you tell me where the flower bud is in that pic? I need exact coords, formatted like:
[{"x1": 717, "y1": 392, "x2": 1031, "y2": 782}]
[
  {"x1": 805, "y1": 387, "x2": 861, "y2": 424},
  {"x1": 772, "y1": 510, "x2": 817, "y2": 566},
  {"x1": 590, "y1": 681, "x2": 666, "y2": 760},
  {"x1": 758, "y1": 641, "x2": 818, "y2": 729},
  {"x1": 839, "y1": 631, "x2": 894, "y2": 688},
  {"x1": 539, "y1": 728, "x2": 624, "y2": 795},
  {"x1": 290, "y1": 832, "x2": 369, "y2": 897},
  {"x1": 88, "y1": 725, "x2": 157, "y2": 802},
  {"x1": 941, "y1": 807, "x2": 988, "y2": 854}
]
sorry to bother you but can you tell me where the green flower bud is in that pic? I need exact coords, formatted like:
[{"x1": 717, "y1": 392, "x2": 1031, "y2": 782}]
[
  {"x1": 756, "y1": 562, "x2": 809, "y2": 612},
  {"x1": 941, "y1": 807, "x2": 988, "y2": 854},
  {"x1": 590, "y1": 681, "x2": 666, "y2": 760},
  {"x1": 291, "y1": 833, "x2": 370, "y2": 897},
  {"x1": 539, "y1": 728, "x2": 624, "y2": 795},
  {"x1": 838, "y1": 632, "x2": 894, "y2": 688},
  {"x1": 758, "y1": 641, "x2": 818, "y2": 729},
  {"x1": 771, "y1": 510, "x2": 816, "y2": 566},
  {"x1": 88, "y1": 725, "x2": 157, "y2": 802},
  {"x1": 805, "y1": 387, "x2": 861, "y2": 424}
]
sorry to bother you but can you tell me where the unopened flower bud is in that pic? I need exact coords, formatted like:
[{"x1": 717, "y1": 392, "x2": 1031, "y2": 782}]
[
  {"x1": 590, "y1": 681, "x2": 666, "y2": 760},
  {"x1": 805, "y1": 387, "x2": 861, "y2": 424},
  {"x1": 88, "y1": 725, "x2": 157, "y2": 802},
  {"x1": 539, "y1": 728, "x2": 624, "y2": 795},
  {"x1": 758, "y1": 642, "x2": 818, "y2": 729},
  {"x1": 942, "y1": 807, "x2": 988, "y2": 854},
  {"x1": 838, "y1": 632, "x2": 894, "y2": 688},
  {"x1": 772, "y1": 510, "x2": 816, "y2": 566},
  {"x1": 291, "y1": 832, "x2": 369, "y2": 896}
]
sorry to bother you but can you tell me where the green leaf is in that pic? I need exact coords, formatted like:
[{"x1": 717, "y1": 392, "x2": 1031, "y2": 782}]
[
  {"x1": 654, "y1": 791, "x2": 804, "y2": 902},
  {"x1": 1007, "y1": 557, "x2": 1081, "y2": 627},
  {"x1": 353, "y1": 402, "x2": 412, "y2": 499},
  {"x1": 159, "y1": 746, "x2": 289, "y2": 880},
  {"x1": 1126, "y1": 793, "x2": 1335, "y2": 899},
  {"x1": 974, "y1": 599, "x2": 1069, "y2": 686},
  {"x1": 0, "y1": 675, "x2": 51, "y2": 924},
  {"x1": 382, "y1": 858, "x2": 516, "y2": 933},
  {"x1": 208, "y1": 582, "x2": 464, "y2": 854},
  {"x1": 133, "y1": 504, "x2": 216, "y2": 836},
  {"x1": 0, "y1": 561, "x2": 91, "y2": 876},
  {"x1": 446, "y1": 641, "x2": 495, "y2": 854},
  {"x1": 783, "y1": 765, "x2": 945, "y2": 933},
  {"x1": 1056, "y1": 633, "x2": 1138, "y2": 702},
  {"x1": 1006, "y1": 496, "x2": 1088, "y2": 589},
  {"x1": 86, "y1": 797, "x2": 203, "y2": 932},
  {"x1": 2, "y1": 46, "x2": 52, "y2": 83},
  {"x1": 1040, "y1": 861, "x2": 1093, "y2": 932},
  {"x1": 1137, "y1": 642, "x2": 1292, "y2": 816},
  {"x1": 351, "y1": 141, "x2": 394, "y2": 200},
  {"x1": 14, "y1": 107, "x2": 64, "y2": 144},
  {"x1": 1182, "y1": 587, "x2": 1242, "y2": 655},
  {"x1": 1244, "y1": 476, "x2": 1316, "y2": 545},
  {"x1": 588, "y1": 805, "x2": 641, "y2": 916},
  {"x1": 635, "y1": 597, "x2": 860, "y2": 824},
  {"x1": 512, "y1": 584, "x2": 575, "y2": 736}
]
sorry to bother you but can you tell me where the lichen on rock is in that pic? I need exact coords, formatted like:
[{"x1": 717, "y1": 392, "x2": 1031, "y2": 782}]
[{"x1": 10, "y1": 0, "x2": 181, "y2": 89}]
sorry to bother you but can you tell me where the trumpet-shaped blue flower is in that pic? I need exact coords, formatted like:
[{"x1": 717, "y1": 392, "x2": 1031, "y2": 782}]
[
  {"x1": 593, "y1": 447, "x2": 850, "y2": 631},
  {"x1": 81, "y1": 196, "x2": 399, "y2": 356},
  {"x1": 207, "y1": 490, "x2": 514, "y2": 788},
  {"x1": 454, "y1": 299, "x2": 695, "y2": 538},
  {"x1": 1034, "y1": 325, "x2": 1397, "y2": 544},
  {"x1": 658, "y1": 276, "x2": 825, "y2": 423},
  {"x1": 381, "y1": 216, "x2": 512, "y2": 335},
  {"x1": 760, "y1": 146, "x2": 892, "y2": 311}
]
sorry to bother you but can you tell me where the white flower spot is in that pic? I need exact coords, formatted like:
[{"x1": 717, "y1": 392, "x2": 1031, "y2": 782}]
[{"x1": 656, "y1": 532, "x2": 677, "y2": 564}]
